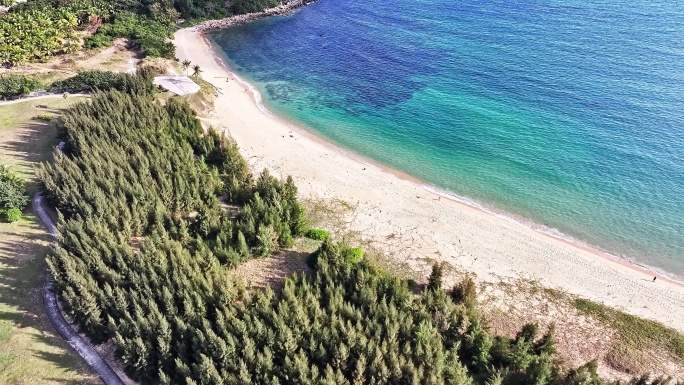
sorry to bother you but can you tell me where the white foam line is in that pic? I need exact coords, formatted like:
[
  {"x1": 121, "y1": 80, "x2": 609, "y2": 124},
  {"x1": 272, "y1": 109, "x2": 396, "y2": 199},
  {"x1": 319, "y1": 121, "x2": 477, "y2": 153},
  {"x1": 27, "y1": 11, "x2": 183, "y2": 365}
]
[
  {"x1": 205, "y1": 35, "x2": 684, "y2": 286},
  {"x1": 420, "y1": 183, "x2": 684, "y2": 284},
  {"x1": 206, "y1": 42, "x2": 276, "y2": 118}
]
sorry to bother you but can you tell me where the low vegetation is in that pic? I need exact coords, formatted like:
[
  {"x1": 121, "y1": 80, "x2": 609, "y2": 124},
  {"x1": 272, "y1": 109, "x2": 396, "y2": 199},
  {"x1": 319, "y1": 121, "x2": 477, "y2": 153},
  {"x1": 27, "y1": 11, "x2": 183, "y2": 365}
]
[
  {"x1": 84, "y1": 12, "x2": 175, "y2": 59},
  {"x1": 306, "y1": 228, "x2": 330, "y2": 240},
  {"x1": 36, "y1": 114, "x2": 53, "y2": 121},
  {"x1": 574, "y1": 298, "x2": 684, "y2": 373},
  {"x1": 4, "y1": 207, "x2": 21, "y2": 222},
  {"x1": 0, "y1": 165, "x2": 28, "y2": 222},
  {"x1": 50, "y1": 70, "x2": 132, "y2": 91},
  {"x1": 0, "y1": 75, "x2": 45, "y2": 98},
  {"x1": 0, "y1": 69, "x2": 164, "y2": 99},
  {"x1": 174, "y1": 0, "x2": 279, "y2": 21}
]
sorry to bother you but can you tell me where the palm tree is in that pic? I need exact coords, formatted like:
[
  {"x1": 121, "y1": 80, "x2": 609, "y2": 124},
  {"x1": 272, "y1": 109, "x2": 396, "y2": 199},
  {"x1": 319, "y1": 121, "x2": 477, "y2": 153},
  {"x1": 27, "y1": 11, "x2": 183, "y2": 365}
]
[
  {"x1": 181, "y1": 59, "x2": 191, "y2": 76},
  {"x1": 192, "y1": 64, "x2": 202, "y2": 78}
]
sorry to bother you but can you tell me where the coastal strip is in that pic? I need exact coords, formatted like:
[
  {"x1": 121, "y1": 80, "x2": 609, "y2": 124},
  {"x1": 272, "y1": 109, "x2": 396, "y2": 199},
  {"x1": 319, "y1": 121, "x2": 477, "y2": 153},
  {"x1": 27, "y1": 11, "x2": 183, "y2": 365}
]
[
  {"x1": 194, "y1": 0, "x2": 317, "y2": 33},
  {"x1": 174, "y1": 28, "x2": 684, "y2": 333}
]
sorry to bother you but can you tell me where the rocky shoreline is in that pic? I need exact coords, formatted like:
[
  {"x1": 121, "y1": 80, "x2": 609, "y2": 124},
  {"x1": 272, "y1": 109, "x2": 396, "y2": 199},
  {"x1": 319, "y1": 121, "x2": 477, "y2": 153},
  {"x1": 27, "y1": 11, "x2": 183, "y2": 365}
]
[{"x1": 194, "y1": 0, "x2": 318, "y2": 33}]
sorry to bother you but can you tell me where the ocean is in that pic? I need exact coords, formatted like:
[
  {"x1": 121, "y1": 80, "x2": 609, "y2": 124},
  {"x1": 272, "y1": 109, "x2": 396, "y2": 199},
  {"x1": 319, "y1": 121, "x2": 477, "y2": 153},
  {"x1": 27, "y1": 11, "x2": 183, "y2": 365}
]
[{"x1": 211, "y1": 0, "x2": 684, "y2": 279}]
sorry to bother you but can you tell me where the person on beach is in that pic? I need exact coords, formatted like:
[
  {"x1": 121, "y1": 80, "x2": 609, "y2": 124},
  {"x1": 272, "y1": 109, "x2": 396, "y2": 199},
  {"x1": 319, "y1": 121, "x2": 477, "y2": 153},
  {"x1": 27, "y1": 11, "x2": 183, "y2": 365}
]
[{"x1": 653, "y1": 276, "x2": 657, "y2": 282}]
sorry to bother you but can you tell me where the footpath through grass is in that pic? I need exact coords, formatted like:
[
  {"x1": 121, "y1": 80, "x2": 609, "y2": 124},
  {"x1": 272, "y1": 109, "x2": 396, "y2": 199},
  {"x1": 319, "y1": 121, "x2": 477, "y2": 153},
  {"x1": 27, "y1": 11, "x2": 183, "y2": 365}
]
[{"x1": 0, "y1": 98, "x2": 99, "y2": 384}]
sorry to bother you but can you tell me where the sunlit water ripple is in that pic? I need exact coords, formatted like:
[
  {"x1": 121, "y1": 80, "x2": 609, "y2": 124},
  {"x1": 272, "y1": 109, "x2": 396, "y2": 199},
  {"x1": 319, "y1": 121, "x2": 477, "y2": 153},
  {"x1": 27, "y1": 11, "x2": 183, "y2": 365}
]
[{"x1": 212, "y1": 0, "x2": 684, "y2": 278}]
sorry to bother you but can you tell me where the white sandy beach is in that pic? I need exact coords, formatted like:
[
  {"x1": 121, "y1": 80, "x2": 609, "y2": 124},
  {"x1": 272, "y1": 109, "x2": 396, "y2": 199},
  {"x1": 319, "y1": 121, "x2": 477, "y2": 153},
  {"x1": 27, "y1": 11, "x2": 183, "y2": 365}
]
[{"x1": 173, "y1": 28, "x2": 684, "y2": 333}]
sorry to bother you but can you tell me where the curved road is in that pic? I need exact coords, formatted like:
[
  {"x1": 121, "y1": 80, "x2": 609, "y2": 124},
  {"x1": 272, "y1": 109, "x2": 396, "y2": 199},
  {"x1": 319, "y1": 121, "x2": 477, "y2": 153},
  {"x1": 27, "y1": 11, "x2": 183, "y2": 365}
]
[{"x1": 33, "y1": 192, "x2": 126, "y2": 385}]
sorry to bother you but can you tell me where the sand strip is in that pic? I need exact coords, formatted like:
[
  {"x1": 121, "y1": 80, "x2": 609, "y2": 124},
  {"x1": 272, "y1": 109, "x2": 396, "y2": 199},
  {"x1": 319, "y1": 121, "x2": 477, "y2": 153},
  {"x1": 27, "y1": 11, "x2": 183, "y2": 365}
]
[{"x1": 173, "y1": 28, "x2": 684, "y2": 332}]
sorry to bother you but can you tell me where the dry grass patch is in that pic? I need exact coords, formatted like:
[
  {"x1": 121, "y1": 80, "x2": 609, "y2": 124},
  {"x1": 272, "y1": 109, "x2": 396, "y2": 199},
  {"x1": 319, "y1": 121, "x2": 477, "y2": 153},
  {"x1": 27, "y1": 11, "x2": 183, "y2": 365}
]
[
  {"x1": 573, "y1": 298, "x2": 684, "y2": 379},
  {"x1": 184, "y1": 76, "x2": 219, "y2": 115},
  {"x1": 4, "y1": 39, "x2": 140, "y2": 78},
  {"x1": 227, "y1": 248, "x2": 313, "y2": 293},
  {"x1": 477, "y1": 278, "x2": 684, "y2": 381}
]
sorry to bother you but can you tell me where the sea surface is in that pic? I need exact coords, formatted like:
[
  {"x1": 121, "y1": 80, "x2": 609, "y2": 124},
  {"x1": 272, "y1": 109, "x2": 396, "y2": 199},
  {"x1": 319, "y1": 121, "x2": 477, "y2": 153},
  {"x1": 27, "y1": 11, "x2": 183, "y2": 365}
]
[{"x1": 211, "y1": 0, "x2": 684, "y2": 278}]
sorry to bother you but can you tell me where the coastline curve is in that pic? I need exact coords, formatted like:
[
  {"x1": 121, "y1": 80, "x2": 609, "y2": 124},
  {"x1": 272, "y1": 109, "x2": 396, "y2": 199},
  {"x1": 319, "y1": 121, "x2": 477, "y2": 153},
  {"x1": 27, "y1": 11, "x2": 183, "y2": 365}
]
[
  {"x1": 200, "y1": 29, "x2": 684, "y2": 287},
  {"x1": 174, "y1": 26, "x2": 684, "y2": 333}
]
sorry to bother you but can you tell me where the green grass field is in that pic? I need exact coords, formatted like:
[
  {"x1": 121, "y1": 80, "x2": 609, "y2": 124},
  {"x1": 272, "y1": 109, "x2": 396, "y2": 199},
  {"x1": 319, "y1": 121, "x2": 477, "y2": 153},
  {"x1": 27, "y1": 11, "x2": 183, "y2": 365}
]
[{"x1": 0, "y1": 97, "x2": 99, "y2": 384}]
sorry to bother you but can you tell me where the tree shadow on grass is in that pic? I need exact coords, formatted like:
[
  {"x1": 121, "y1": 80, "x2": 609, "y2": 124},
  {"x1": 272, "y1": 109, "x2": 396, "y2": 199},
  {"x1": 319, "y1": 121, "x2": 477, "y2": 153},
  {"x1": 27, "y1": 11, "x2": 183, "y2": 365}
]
[
  {"x1": 40, "y1": 378, "x2": 95, "y2": 385},
  {"x1": 33, "y1": 350, "x2": 98, "y2": 381},
  {"x1": 0, "y1": 117, "x2": 60, "y2": 194},
  {"x1": 0, "y1": 214, "x2": 97, "y2": 382},
  {"x1": 0, "y1": 215, "x2": 52, "y2": 326},
  {"x1": 0, "y1": 100, "x2": 87, "y2": 193}
]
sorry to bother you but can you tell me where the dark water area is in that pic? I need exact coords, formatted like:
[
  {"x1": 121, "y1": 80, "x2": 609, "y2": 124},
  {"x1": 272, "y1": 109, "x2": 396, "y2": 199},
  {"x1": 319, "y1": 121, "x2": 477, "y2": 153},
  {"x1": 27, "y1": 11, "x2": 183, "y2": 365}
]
[{"x1": 213, "y1": 0, "x2": 684, "y2": 278}]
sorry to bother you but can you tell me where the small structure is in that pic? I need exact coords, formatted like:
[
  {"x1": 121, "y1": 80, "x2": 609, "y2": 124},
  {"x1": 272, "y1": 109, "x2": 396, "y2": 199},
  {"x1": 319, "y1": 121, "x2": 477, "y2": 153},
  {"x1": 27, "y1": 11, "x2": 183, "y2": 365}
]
[{"x1": 153, "y1": 76, "x2": 200, "y2": 96}]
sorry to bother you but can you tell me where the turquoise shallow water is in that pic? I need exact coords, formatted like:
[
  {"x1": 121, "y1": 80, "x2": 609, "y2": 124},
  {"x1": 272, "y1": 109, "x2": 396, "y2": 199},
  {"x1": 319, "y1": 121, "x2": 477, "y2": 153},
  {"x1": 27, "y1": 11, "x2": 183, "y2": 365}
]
[{"x1": 211, "y1": 0, "x2": 684, "y2": 278}]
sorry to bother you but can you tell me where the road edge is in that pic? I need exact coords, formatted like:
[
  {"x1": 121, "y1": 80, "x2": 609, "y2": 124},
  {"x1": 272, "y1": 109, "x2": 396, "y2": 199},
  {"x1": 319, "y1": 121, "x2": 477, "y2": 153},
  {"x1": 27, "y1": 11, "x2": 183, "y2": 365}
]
[{"x1": 33, "y1": 192, "x2": 126, "y2": 385}]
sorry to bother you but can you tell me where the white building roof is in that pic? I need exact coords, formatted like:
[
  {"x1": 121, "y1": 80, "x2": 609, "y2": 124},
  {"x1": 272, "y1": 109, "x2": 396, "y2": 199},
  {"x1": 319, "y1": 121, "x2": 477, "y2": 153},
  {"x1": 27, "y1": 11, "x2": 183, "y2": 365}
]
[{"x1": 153, "y1": 76, "x2": 201, "y2": 96}]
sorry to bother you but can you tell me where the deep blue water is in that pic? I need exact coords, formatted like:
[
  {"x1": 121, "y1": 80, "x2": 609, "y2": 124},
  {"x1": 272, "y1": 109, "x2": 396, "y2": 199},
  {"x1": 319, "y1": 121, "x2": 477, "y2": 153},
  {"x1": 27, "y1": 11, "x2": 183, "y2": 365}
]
[{"x1": 212, "y1": 0, "x2": 684, "y2": 278}]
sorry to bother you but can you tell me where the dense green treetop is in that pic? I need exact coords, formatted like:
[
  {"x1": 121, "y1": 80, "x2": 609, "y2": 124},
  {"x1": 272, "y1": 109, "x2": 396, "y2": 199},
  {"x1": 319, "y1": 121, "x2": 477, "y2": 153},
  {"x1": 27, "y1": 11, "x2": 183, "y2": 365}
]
[{"x1": 38, "y1": 74, "x2": 679, "y2": 384}]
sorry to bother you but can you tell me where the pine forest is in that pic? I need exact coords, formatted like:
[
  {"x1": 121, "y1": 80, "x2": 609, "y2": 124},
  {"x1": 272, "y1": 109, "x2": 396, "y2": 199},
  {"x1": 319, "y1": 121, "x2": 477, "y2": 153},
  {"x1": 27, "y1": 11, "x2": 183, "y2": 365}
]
[{"x1": 39, "y1": 73, "x2": 678, "y2": 385}]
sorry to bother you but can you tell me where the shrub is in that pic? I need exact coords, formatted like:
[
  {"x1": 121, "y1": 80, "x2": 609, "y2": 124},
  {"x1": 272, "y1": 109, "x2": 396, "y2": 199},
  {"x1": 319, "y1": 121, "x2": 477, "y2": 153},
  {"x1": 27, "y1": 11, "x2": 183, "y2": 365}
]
[
  {"x1": 5, "y1": 208, "x2": 22, "y2": 223},
  {"x1": 0, "y1": 75, "x2": 44, "y2": 97},
  {"x1": 344, "y1": 247, "x2": 363, "y2": 264},
  {"x1": 305, "y1": 228, "x2": 329, "y2": 241},
  {"x1": 36, "y1": 114, "x2": 53, "y2": 121},
  {"x1": 84, "y1": 33, "x2": 114, "y2": 49},
  {"x1": 0, "y1": 166, "x2": 29, "y2": 211},
  {"x1": 427, "y1": 262, "x2": 444, "y2": 291},
  {"x1": 452, "y1": 275, "x2": 477, "y2": 304},
  {"x1": 50, "y1": 70, "x2": 128, "y2": 92}
]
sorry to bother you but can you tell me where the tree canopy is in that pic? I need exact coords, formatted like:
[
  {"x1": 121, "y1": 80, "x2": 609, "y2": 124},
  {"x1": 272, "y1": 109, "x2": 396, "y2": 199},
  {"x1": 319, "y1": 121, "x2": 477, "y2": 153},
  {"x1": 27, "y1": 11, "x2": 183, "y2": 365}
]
[
  {"x1": 0, "y1": 0, "x2": 283, "y2": 66},
  {"x1": 39, "y1": 74, "x2": 679, "y2": 385}
]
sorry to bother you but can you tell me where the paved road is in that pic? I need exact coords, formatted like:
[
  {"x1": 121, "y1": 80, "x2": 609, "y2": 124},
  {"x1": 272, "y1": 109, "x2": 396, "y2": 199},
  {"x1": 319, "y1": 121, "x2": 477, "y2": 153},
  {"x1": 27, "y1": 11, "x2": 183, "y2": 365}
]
[
  {"x1": 0, "y1": 93, "x2": 88, "y2": 106},
  {"x1": 33, "y1": 192, "x2": 126, "y2": 385}
]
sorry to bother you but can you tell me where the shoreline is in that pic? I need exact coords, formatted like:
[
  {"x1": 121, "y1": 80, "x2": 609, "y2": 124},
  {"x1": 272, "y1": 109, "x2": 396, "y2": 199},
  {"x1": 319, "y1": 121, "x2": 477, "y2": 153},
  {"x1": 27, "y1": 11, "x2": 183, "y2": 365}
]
[
  {"x1": 174, "y1": 27, "x2": 684, "y2": 332},
  {"x1": 204, "y1": 31, "x2": 684, "y2": 288},
  {"x1": 193, "y1": 0, "x2": 317, "y2": 32}
]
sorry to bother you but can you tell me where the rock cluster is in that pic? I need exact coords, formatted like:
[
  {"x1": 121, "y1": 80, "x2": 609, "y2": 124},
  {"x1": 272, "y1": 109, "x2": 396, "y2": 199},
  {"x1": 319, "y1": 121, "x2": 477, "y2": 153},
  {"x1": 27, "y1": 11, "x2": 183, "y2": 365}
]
[{"x1": 195, "y1": 0, "x2": 317, "y2": 32}]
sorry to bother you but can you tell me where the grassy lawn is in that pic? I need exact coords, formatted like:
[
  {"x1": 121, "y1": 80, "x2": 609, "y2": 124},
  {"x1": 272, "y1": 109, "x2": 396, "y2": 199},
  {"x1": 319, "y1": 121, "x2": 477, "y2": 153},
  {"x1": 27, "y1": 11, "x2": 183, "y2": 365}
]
[{"x1": 0, "y1": 98, "x2": 99, "y2": 384}]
